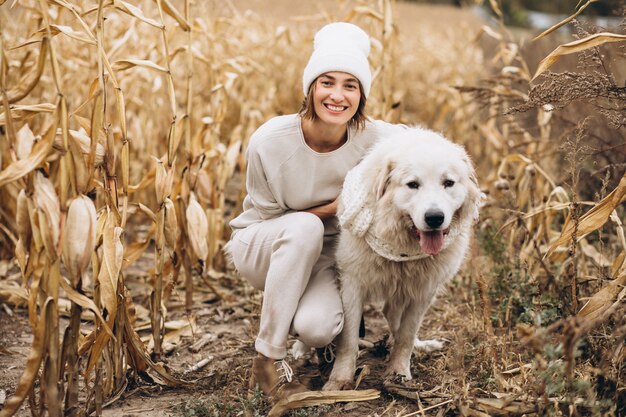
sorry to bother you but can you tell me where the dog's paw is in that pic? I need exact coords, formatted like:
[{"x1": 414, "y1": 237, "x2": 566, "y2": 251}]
[
  {"x1": 290, "y1": 340, "x2": 311, "y2": 360},
  {"x1": 413, "y1": 338, "x2": 445, "y2": 352},
  {"x1": 323, "y1": 379, "x2": 354, "y2": 391}
]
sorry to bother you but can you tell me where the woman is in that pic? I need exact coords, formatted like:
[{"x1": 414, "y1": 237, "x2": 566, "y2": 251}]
[{"x1": 227, "y1": 22, "x2": 404, "y2": 401}]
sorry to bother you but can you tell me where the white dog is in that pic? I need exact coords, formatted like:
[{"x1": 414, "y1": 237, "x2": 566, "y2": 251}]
[{"x1": 323, "y1": 128, "x2": 481, "y2": 390}]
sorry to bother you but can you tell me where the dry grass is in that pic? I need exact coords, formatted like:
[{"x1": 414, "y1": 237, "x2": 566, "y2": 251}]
[{"x1": 0, "y1": 0, "x2": 624, "y2": 416}]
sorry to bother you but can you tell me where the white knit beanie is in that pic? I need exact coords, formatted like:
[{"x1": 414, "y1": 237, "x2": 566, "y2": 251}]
[{"x1": 302, "y1": 22, "x2": 372, "y2": 98}]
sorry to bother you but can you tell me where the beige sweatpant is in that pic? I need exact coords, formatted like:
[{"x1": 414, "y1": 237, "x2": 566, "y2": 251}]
[{"x1": 229, "y1": 212, "x2": 344, "y2": 360}]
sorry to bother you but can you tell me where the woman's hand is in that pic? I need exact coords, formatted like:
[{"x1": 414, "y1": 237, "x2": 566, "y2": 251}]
[{"x1": 304, "y1": 199, "x2": 338, "y2": 220}]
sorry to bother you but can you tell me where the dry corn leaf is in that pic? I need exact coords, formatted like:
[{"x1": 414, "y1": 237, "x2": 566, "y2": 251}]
[
  {"x1": 611, "y1": 211, "x2": 626, "y2": 252},
  {"x1": 217, "y1": 140, "x2": 242, "y2": 190},
  {"x1": 59, "y1": 278, "x2": 113, "y2": 338},
  {"x1": 25, "y1": 196, "x2": 44, "y2": 254},
  {"x1": 88, "y1": 91, "x2": 104, "y2": 175},
  {"x1": 112, "y1": 59, "x2": 168, "y2": 74},
  {"x1": 56, "y1": 129, "x2": 99, "y2": 154},
  {"x1": 475, "y1": 397, "x2": 535, "y2": 414},
  {"x1": 155, "y1": 0, "x2": 190, "y2": 31},
  {"x1": 580, "y1": 239, "x2": 611, "y2": 267},
  {"x1": 97, "y1": 213, "x2": 124, "y2": 317},
  {"x1": 72, "y1": 77, "x2": 100, "y2": 117},
  {"x1": 122, "y1": 235, "x2": 152, "y2": 270},
  {"x1": 46, "y1": 0, "x2": 80, "y2": 13},
  {"x1": 154, "y1": 157, "x2": 174, "y2": 203},
  {"x1": 532, "y1": 0, "x2": 599, "y2": 42},
  {"x1": 612, "y1": 251, "x2": 625, "y2": 277},
  {"x1": 155, "y1": 206, "x2": 165, "y2": 249},
  {"x1": 195, "y1": 169, "x2": 213, "y2": 203},
  {"x1": 85, "y1": 213, "x2": 124, "y2": 377},
  {"x1": 0, "y1": 283, "x2": 28, "y2": 306},
  {"x1": 268, "y1": 389, "x2": 380, "y2": 417},
  {"x1": 114, "y1": 0, "x2": 163, "y2": 28},
  {"x1": 7, "y1": 39, "x2": 48, "y2": 103},
  {"x1": 206, "y1": 208, "x2": 223, "y2": 264},
  {"x1": 497, "y1": 154, "x2": 557, "y2": 189},
  {"x1": 138, "y1": 203, "x2": 157, "y2": 222},
  {"x1": 40, "y1": 24, "x2": 95, "y2": 45},
  {"x1": 0, "y1": 298, "x2": 52, "y2": 417},
  {"x1": 350, "y1": 6, "x2": 384, "y2": 21},
  {"x1": 33, "y1": 172, "x2": 61, "y2": 258},
  {"x1": 65, "y1": 129, "x2": 91, "y2": 193},
  {"x1": 548, "y1": 171, "x2": 626, "y2": 257},
  {"x1": 122, "y1": 308, "x2": 186, "y2": 386},
  {"x1": 15, "y1": 240, "x2": 27, "y2": 280},
  {"x1": 8, "y1": 32, "x2": 47, "y2": 50},
  {"x1": 533, "y1": 32, "x2": 626, "y2": 80},
  {"x1": 144, "y1": 317, "x2": 196, "y2": 350},
  {"x1": 167, "y1": 115, "x2": 186, "y2": 163},
  {"x1": 354, "y1": 365, "x2": 370, "y2": 389},
  {"x1": 480, "y1": 25, "x2": 503, "y2": 41},
  {"x1": 16, "y1": 189, "x2": 31, "y2": 245},
  {"x1": 487, "y1": 0, "x2": 503, "y2": 19},
  {"x1": 577, "y1": 269, "x2": 626, "y2": 321},
  {"x1": 0, "y1": 103, "x2": 56, "y2": 125}
]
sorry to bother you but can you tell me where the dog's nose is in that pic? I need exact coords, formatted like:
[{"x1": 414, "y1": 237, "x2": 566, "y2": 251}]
[{"x1": 425, "y1": 210, "x2": 445, "y2": 229}]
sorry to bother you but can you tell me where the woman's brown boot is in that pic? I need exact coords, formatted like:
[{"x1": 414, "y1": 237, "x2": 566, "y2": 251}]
[{"x1": 249, "y1": 354, "x2": 308, "y2": 401}]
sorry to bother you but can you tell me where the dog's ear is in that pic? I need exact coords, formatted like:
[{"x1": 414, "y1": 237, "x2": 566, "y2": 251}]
[
  {"x1": 459, "y1": 155, "x2": 482, "y2": 224},
  {"x1": 374, "y1": 159, "x2": 394, "y2": 200}
]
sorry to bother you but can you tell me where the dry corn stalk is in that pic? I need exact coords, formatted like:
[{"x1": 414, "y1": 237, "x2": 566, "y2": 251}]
[{"x1": 61, "y1": 194, "x2": 97, "y2": 414}]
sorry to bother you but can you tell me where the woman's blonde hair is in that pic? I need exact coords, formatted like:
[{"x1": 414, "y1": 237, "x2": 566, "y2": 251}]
[{"x1": 299, "y1": 78, "x2": 367, "y2": 130}]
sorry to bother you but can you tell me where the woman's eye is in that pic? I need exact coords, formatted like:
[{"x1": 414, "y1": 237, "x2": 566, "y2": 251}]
[
  {"x1": 320, "y1": 81, "x2": 332, "y2": 87},
  {"x1": 345, "y1": 84, "x2": 357, "y2": 90},
  {"x1": 406, "y1": 181, "x2": 419, "y2": 189},
  {"x1": 443, "y1": 179, "x2": 455, "y2": 188}
]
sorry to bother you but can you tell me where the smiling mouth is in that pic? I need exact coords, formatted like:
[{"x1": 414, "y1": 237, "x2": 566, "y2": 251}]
[
  {"x1": 410, "y1": 225, "x2": 450, "y2": 256},
  {"x1": 324, "y1": 103, "x2": 347, "y2": 112}
]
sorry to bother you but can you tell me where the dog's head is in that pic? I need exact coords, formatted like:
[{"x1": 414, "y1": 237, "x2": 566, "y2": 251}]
[{"x1": 354, "y1": 128, "x2": 480, "y2": 256}]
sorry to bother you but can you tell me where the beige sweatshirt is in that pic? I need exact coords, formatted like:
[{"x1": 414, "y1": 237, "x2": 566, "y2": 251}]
[{"x1": 229, "y1": 114, "x2": 405, "y2": 234}]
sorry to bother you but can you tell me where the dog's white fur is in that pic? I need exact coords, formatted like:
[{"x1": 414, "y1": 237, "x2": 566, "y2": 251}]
[{"x1": 323, "y1": 128, "x2": 481, "y2": 390}]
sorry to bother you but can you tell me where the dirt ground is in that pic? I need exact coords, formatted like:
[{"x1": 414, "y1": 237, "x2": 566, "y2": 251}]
[
  {"x1": 0, "y1": 2, "x2": 493, "y2": 416},
  {"x1": 1, "y1": 266, "x2": 480, "y2": 417}
]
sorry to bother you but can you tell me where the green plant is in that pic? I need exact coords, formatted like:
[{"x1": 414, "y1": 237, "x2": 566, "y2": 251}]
[
  {"x1": 477, "y1": 222, "x2": 565, "y2": 328},
  {"x1": 169, "y1": 397, "x2": 236, "y2": 417},
  {"x1": 288, "y1": 405, "x2": 332, "y2": 417},
  {"x1": 168, "y1": 387, "x2": 270, "y2": 417},
  {"x1": 239, "y1": 385, "x2": 269, "y2": 417}
]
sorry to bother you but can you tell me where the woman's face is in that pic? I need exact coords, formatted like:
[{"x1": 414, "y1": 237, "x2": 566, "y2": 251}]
[{"x1": 312, "y1": 72, "x2": 361, "y2": 127}]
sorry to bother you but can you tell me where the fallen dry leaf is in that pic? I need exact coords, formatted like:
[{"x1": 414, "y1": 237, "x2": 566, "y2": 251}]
[{"x1": 268, "y1": 389, "x2": 380, "y2": 417}]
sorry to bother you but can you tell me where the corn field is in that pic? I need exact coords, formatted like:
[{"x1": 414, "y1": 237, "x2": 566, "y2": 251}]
[{"x1": 0, "y1": 0, "x2": 624, "y2": 416}]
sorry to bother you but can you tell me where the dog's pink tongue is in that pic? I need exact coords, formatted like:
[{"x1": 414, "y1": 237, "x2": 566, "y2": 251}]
[{"x1": 419, "y1": 230, "x2": 444, "y2": 256}]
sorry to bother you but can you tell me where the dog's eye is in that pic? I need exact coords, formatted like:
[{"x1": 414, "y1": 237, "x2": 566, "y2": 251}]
[
  {"x1": 406, "y1": 181, "x2": 420, "y2": 189},
  {"x1": 443, "y1": 179, "x2": 455, "y2": 188}
]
